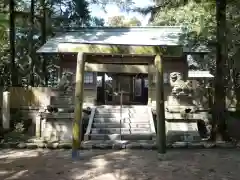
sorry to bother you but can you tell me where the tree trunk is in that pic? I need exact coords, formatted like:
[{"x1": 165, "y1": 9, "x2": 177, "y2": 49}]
[
  {"x1": 40, "y1": 0, "x2": 48, "y2": 86},
  {"x1": 9, "y1": 0, "x2": 17, "y2": 86},
  {"x1": 233, "y1": 69, "x2": 240, "y2": 110},
  {"x1": 155, "y1": 54, "x2": 166, "y2": 154},
  {"x1": 29, "y1": 0, "x2": 35, "y2": 86},
  {"x1": 211, "y1": 0, "x2": 228, "y2": 141}
]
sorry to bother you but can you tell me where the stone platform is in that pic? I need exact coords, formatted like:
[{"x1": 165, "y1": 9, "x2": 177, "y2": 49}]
[
  {"x1": 0, "y1": 139, "x2": 238, "y2": 150},
  {"x1": 166, "y1": 121, "x2": 201, "y2": 143}
]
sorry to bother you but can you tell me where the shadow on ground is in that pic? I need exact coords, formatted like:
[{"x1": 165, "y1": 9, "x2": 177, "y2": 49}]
[{"x1": 0, "y1": 149, "x2": 240, "y2": 180}]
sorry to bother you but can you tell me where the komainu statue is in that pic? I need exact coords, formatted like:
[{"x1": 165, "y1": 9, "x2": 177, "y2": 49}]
[
  {"x1": 169, "y1": 72, "x2": 193, "y2": 97},
  {"x1": 166, "y1": 72, "x2": 195, "y2": 112},
  {"x1": 57, "y1": 71, "x2": 74, "y2": 93}
]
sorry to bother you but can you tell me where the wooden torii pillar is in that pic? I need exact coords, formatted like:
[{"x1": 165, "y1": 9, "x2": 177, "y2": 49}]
[
  {"x1": 155, "y1": 54, "x2": 166, "y2": 155},
  {"x1": 72, "y1": 53, "x2": 85, "y2": 157},
  {"x1": 72, "y1": 52, "x2": 166, "y2": 157}
]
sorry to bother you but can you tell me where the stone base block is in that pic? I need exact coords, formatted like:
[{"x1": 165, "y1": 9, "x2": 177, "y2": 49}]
[
  {"x1": 166, "y1": 121, "x2": 201, "y2": 143},
  {"x1": 41, "y1": 120, "x2": 73, "y2": 141}
]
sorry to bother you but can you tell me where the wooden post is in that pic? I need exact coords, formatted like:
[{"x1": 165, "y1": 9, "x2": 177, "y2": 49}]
[
  {"x1": 72, "y1": 52, "x2": 85, "y2": 158},
  {"x1": 154, "y1": 54, "x2": 166, "y2": 154}
]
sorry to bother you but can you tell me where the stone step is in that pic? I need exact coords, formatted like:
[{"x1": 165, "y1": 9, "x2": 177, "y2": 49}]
[
  {"x1": 95, "y1": 111, "x2": 149, "y2": 115},
  {"x1": 165, "y1": 105, "x2": 198, "y2": 113},
  {"x1": 50, "y1": 104, "x2": 74, "y2": 108},
  {"x1": 93, "y1": 118, "x2": 150, "y2": 123},
  {"x1": 95, "y1": 111, "x2": 130, "y2": 115},
  {"x1": 94, "y1": 113, "x2": 150, "y2": 118},
  {"x1": 90, "y1": 133, "x2": 154, "y2": 141},
  {"x1": 91, "y1": 128, "x2": 151, "y2": 134},
  {"x1": 92, "y1": 122, "x2": 150, "y2": 128},
  {"x1": 50, "y1": 88, "x2": 73, "y2": 92},
  {"x1": 42, "y1": 113, "x2": 74, "y2": 119},
  {"x1": 165, "y1": 121, "x2": 201, "y2": 143},
  {"x1": 46, "y1": 105, "x2": 91, "y2": 109},
  {"x1": 96, "y1": 109, "x2": 148, "y2": 113},
  {"x1": 96, "y1": 105, "x2": 147, "y2": 109},
  {"x1": 166, "y1": 131, "x2": 201, "y2": 143},
  {"x1": 43, "y1": 112, "x2": 89, "y2": 119},
  {"x1": 43, "y1": 120, "x2": 72, "y2": 130},
  {"x1": 166, "y1": 121, "x2": 199, "y2": 132},
  {"x1": 165, "y1": 112, "x2": 209, "y2": 121},
  {"x1": 55, "y1": 107, "x2": 74, "y2": 113},
  {"x1": 95, "y1": 110, "x2": 131, "y2": 114},
  {"x1": 51, "y1": 95, "x2": 74, "y2": 99},
  {"x1": 50, "y1": 96, "x2": 74, "y2": 105},
  {"x1": 42, "y1": 130, "x2": 72, "y2": 141}
]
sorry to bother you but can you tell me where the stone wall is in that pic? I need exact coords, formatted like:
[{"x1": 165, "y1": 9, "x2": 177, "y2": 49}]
[
  {"x1": 0, "y1": 87, "x2": 96, "y2": 135},
  {"x1": 0, "y1": 87, "x2": 96, "y2": 109}
]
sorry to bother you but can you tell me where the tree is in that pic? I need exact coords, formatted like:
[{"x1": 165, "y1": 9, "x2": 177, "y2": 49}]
[
  {"x1": 29, "y1": 0, "x2": 35, "y2": 86},
  {"x1": 0, "y1": 4, "x2": 10, "y2": 87},
  {"x1": 149, "y1": 0, "x2": 240, "y2": 138},
  {"x1": 90, "y1": 0, "x2": 134, "y2": 11},
  {"x1": 150, "y1": 0, "x2": 240, "y2": 79},
  {"x1": 127, "y1": 17, "x2": 141, "y2": 26},
  {"x1": 150, "y1": 1, "x2": 216, "y2": 68},
  {"x1": 212, "y1": 0, "x2": 228, "y2": 141},
  {"x1": 9, "y1": 0, "x2": 17, "y2": 86},
  {"x1": 108, "y1": 15, "x2": 125, "y2": 26},
  {"x1": 2, "y1": 0, "x2": 134, "y2": 88},
  {"x1": 108, "y1": 15, "x2": 141, "y2": 26},
  {"x1": 143, "y1": 0, "x2": 240, "y2": 141}
]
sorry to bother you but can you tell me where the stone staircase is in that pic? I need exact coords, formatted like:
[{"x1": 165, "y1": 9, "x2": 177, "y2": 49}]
[{"x1": 85, "y1": 105, "x2": 155, "y2": 141}]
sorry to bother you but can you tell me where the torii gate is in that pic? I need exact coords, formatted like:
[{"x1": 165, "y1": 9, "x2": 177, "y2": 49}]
[{"x1": 37, "y1": 26, "x2": 188, "y2": 157}]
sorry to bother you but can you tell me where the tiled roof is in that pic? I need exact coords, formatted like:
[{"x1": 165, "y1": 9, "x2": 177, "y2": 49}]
[{"x1": 37, "y1": 26, "x2": 184, "y2": 53}]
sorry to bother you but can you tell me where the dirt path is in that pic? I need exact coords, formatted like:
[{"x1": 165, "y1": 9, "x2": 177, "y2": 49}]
[{"x1": 0, "y1": 149, "x2": 239, "y2": 180}]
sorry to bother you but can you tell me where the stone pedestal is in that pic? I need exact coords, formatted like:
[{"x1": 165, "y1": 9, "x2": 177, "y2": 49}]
[
  {"x1": 166, "y1": 95, "x2": 197, "y2": 113},
  {"x1": 40, "y1": 113, "x2": 75, "y2": 141},
  {"x1": 35, "y1": 115, "x2": 41, "y2": 137},
  {"x1": 166, "y1": 120, "x2": 201, "y2": 143},
  {"x1": 2, "y1": 91, "x2": 10, "y2": 129},
  {"x1": 164, "y1": 72, "x2": 210, "y2": 143}
]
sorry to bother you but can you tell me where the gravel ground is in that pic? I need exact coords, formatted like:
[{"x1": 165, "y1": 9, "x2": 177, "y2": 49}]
[{"x1": 0, "y1": 149, "x2": 240, "y2": 180}]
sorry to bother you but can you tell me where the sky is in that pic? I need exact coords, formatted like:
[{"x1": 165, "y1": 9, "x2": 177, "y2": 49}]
[{"x1": 89, "y1": 0, "x2": 155, "y2": 26}]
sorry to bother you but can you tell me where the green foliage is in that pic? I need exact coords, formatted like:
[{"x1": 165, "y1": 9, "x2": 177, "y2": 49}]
[
  {"x1": 0, "y1": 0, "x2": 133, "y2": 87},
  {"x1": 0, "y1": 0, "x2": 136, "y2": 88},
  {"x1": 2, "y1": 131, "x2": 31, "y2": 142},
  {"x1": 151, "y1": 0, "x2": 240, "y2": 78},
  {"x1": 107, "y1": 15, "x2": 141, "y2": 26},
  {"x1": 154, "y1": 1, "x2": 215, "y2": 40},
  {"x1": 90, "y1": 0, "x2": 134, "y2": 11}
]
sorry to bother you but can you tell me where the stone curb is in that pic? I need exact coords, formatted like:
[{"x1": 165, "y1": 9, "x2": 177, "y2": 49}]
[{"x1": 0, "y1": 141, "x2": 238, "y2": 150}]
